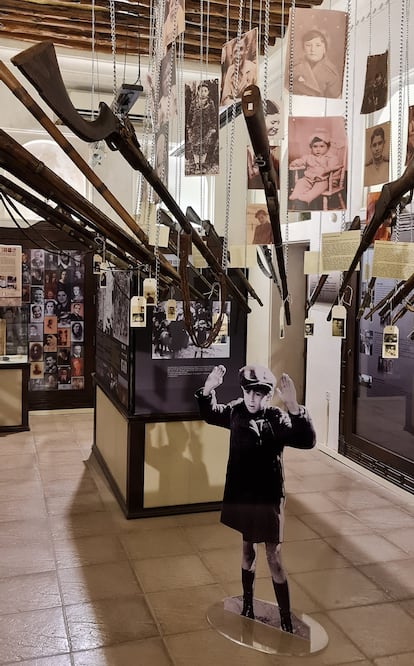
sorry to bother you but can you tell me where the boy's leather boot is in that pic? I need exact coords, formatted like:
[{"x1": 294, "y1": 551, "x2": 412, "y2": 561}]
[{"x1": 241, "y1": 568, "x2": 255, "y2": 619}]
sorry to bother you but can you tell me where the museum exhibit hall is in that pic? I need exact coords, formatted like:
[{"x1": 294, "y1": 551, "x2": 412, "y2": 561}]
[{"x1": 1, "y1": 0, "x2": 414, "y2": 664}]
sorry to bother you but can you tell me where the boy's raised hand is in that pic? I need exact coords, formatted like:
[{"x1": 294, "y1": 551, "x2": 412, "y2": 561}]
[
  {"x1": 276, "y1": 373, "x2": 299, "y2": 414},
  {"x1": 203, "y1": 365, "x2": 226, "y2": 395}
]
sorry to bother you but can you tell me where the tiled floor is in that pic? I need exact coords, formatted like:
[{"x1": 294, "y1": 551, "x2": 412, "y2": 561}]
[{"x1": 0, "y1": 411, "x2": 414, "y2": 665}]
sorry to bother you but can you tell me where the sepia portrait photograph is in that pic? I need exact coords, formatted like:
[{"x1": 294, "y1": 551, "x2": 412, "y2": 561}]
[
  {"x1": 285, "y1": 7, "x2": 347, "y2": 99},
  {"x1": 185, "y1": 79, "x2": 219, "y2": 176},
  {"x1": 406, "y1": 104, "x2": 414, "y2": 165},
  {"x1": 246, "y1": 204, "x2": 273, "y2": 245},
  {"x1": 360, "y1": 52, "x2": 388, "y2": 114},
  {"x1": 163, "y1": 0, "x2": 185, "y2": 50},
  {"x1": 288, "y1": 116, "x2": 347, "y2": 211},
  {"x1": 220, "y1": 28, "x2": 258, "y2": 106},
  {"x1": 364, "y1": 121, "x2": 390, "y2": 188}
]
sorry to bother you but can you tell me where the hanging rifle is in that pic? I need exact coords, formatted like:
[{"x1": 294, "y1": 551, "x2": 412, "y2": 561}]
[
  {"x1": 185, "y1": 206, "x2": 264, "y2": 307},
  {"x1": 306, "y1": 215, "x2": 361, "y2": 316},
  {"x1": 256, "y1": 245, "x2": 283, "y2": 297},
  {"x1": 241, "y1": 84, "x2": 291, "y2": 325},
  {"x1": 326, "y1": 160, "x2": 414, "y2": 321},
  {"x1": 392, "y1": 293, "x2": 414, "y2": 325},
  {"x1": 11, "y1": 40, "x2": 251, "y2": 313},
  {"x1": 377, "y1": 272, "x2": 414, "y2": 321},
  {"x1": 356, "y1": 276, "x2": 376, "y2": 321},
  {"x1": 363, "y1": 280, "x2": 404, "y2": 320}
]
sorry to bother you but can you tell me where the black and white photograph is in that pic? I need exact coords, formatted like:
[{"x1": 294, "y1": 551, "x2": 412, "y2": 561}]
[
  {"x1": 151, "y1": 300, "x2": 231, "y2": 359},
  {"x1": 360, "y1": 330, "x2": 373, "y2": 355},
  {"x1": 185, "y1": 79, "x2": 219, "y2": 176},
  {"x1": 285, "y1": 8, "x2": 347, "y2": 98},
  {"x1": 155, "y1": 123, "x2": 169, "y2": 190},
  {"x1": 163, "y1": 0, "x2": 185, "y2": 49},
  {"x1": 406, "y1": 105, "x2": 414, "y2": 165},
  {"x1": 360, "y1": 52, "x2": 388, "y2": 114},
  {"x1": 288, "y1": 116, "x2": 347, "y2": 212},
  {"x1": 71, "y1": 321, "x2": 84, "y2": 342},
  {"x1": 220, "y1": 28, "x2": 258, "y2": 106},
  {"x1": 158, "y1": 47, "x2": 177, "y2": 126},
  {"x1": 364, "y1": 122, "x2": 390, "y2": 188}
]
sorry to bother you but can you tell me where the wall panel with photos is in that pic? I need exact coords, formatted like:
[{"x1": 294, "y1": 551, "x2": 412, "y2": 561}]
[{"x1": 0, "y1": 223, "x2": 94, "y2": 409}]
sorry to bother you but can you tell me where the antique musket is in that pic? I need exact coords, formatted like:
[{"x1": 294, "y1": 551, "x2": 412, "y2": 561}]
[
  {"x1": 306, "y1": 215, "x2": 361, "y2": 316},
  {"x1": 327, "y1": 158, "x2": 414, "y2": 320},
  {"x1": 0, "y1": 130, "x2": 209, "y2": 298},
  {"x1": 11, "y1": 40, "x2": 251, "y2": 312},
  {"x1": 241, "y1": 84, "x2": 291, "y2": 325},
  {"x1": 363, "y1": 280, "x2": 404, "y2": 320},
  {"x1": 377, "y1": 272, "x2": 414, "y2": 321}
]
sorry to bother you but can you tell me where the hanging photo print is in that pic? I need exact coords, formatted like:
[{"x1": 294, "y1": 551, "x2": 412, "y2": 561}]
[
  {"x1": 331, "y1": 304, "x2": 346, "y2": 338},
  {"x1": 220, "y1": 28, "x2": 258, "y2": 106},
  {"x1": 288, "y1": 116, "x2": 347, "y2": 212},
  {"x1": 382, "y1": 325, "x2": 399, "y2": 359},
  {"x1": 130, "y1": 295, "x2": 147, "y2": 328},
  {"x1": 360, "y1": 52, "x2": 388, "y2": 114},
  {"x1": 284, "y1": 8, "x2": 347, "y2": 98},
  {"x1": 364, "y1": 122, "x2": 390, "y2": 188},
  {"x1": 163, "y1": 0, "x2": 185, "y2": 49},
  {"x1": 406, "y1": 105, "x2": 414, "y2": 166},
  {"x1": 185, "y1": 79, "x2": 219, "y2": 176},
  {"x1": 143, "y1": 277, "x2": 157, "y2": 305},
  {"x1": 246, "y1": 204, "x2": 273, "y2": 245}
]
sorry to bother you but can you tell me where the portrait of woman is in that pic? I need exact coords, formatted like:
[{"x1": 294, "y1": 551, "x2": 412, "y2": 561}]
[{"x1": 71, "y1": 321, "x2": 84, "y2": 342}]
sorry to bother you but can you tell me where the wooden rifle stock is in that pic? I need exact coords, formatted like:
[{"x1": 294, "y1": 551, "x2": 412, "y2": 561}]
[
  {"x1": 11, "y1": 41, "x2": 251, "y2": 313},
  {"x1": 377, "y1": 273, "x2": 414, "y2": 320},
  {"x1": 363, "y1": 280, "x2": 404, "y2": 320},
  {"x1": 327, "y1": 159, "x2": 414, "y2": 320},
  {"x1": 241, "y1": 84, "x2": 291, "y2": 325},
  {"x1": 306, "y1": 215, "x2": 361, "y2": 316}
]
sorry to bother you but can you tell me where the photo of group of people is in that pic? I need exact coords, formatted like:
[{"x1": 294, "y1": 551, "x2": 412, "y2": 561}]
[
  {"x1": 22, "y1": 248, "x2": 86, "y2": 391},
  {"x1": 152, "y1": 300, "x2": 230, "y2": 359}
]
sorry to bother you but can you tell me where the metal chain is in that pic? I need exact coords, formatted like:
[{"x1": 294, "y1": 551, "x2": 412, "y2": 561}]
[
  {"x1": 341, "y1": 0, "x2": 352, "y2": 231},
  {"x1": 262, "y1": 0, "x2": 270, "y2": 104},
  {"x1": 109, "y1": 0, "x2": 118, "y2": 109},
  {"x1": 284, "y1": 0, "x2": 297, "y2": 286},
  {"x1": 222, "y1": 0, "x2": 244, "y2": 272},
  {"x1": 395, "y1": 0, "x2": 407, "y2": 243}
]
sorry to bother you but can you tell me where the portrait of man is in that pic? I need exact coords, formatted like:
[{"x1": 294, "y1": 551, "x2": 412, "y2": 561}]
[
  {"x1": 285, "y1": 8, "x2": 347, "y2": 99},
  {"x1": 364, "y1": 122, "x2": 390, "y2": 187},
  {"x1": 361, "y1": 52, "x2": 388, "y2": 114},
  {"x1": 246, "y1": 205, "x2": 273, "y2": 245},
  {"x1": 220, "y1": 28, "x2": 258, "y2": 106}
]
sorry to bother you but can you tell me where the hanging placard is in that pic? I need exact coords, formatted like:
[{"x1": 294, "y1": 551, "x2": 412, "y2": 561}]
[
  {"x1": 279, "y1": 304, "x2": 285, "y2": 339},
  {"x1": 143, "y1": 278, "x2": 157, "y2": 305},
  {"x1": 93, "y1": 254, "x2": 103, "y2": 274},
  {"x1": 130, "y1": 296, "x2": 147, "y2": 327},
  {"x1": 166, "y1": 299, "x2": 177, "y2": 321},
  {"x1": 304, "y1": 318, "x2": 314, "y2": 338},
  {"x1": 382, "y1": 324, "x2": 399, "y2": 359},
  {"x1": 331, "y1": 305, "x2": 346, "y2": 338}
]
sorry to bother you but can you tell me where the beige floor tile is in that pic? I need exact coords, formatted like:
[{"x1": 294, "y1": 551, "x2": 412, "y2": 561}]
[
  {"x1": 113, "y1": 513, "x2": 180, "y2": 532},
  {"x1": 182, "y1": 522, "x2": 242, "y2": 551},
  {"x1": 120, "y1": 526, "x2": 195, "y2": 559},
  {"x1": 0, "y1": 496, "x2": 47, "y2": 522},
  {"x1": 0, "y1": 466, "x2": 40, "y2": 483},
  {"x1": 0, "y1": 520, "x2": 55, "y2": 578},
  {"x1": 282, "y1": 538, "x2": 351, "y2": 573},
  {"x1": 384, "y1": 526, "x2": 414, "y2": 555},
  {"x1": 72, "y1": 637, "x2": 173, "y2": 665},
  {"x1": 58, "y1": 561, "x2": 142, "y2": 605},
  {"x1": 54, "y1": 535, "x2": 127, "y2": 569},
  {"x1": 175, "y1": 510, "x2": 221, "y2": 526},
  {"x1": 374, "y1": 655, "x2": 414, "y2": 665},
  {"x1": 285, "y1": 459, "x2": 338, "y2": 476},
  {"x1": 328, "y1": 603, "x2": 414, "y2": 659},
  {"x1": 0, "y1": 437, "x2": 35, "y2": 455},
  {"x1": 352, "y1": 507, "x2": 413, "y2": 531},
  {"x1": 199, "y1": 546, "x2": 247, "y2": 583},
  {"x1": 0, "y1": 571, "x2": 61, "y2": 615},
  {"x1": 46, "y1": 492, "x2": 106, "y2": 516},
  {"x1": 49, "y1": 510, "x2": 119, "y2": 540},
  {"x1": 65, "y1": 597, "x2": 158, "y2": 651},
  {"x1": 285, "y1": 492, "x2": 341, "y2": 515},
  {"x1": 148, "y1": 583, "x2": 224, "y2": 634},
  {"x1": 399, "y1": 598, "x2": 414, "y2": 618},
  {"x1": 0, "y1": 607, "x2": 68, "y2": 663},
  {"x1": 42, "y1": 476, "x2": 98, "y2": 498},
  {"x1": 283, "y1": 515, "x2": 320, "y2": 541},
  {"x1": 286, "y1": 473, "x2": 361, "y2": 494},
  {"x1": 359, "y1": 559, "x2": 414, "y2": 600},
  {"x1": 325, "y1": 533, "x2": 410, "y2": 566},
  {"x1": 293, "y1": 567, "x2": 390, "y2": 610},
  {"x1": 34, "y1": 433, "x2": 82, "y2": 452},
  {"x1": 133, "y1": 554, "x2": 215, "y2": 592},
  {"x1": 0, "y1": 452, "x2": 37, "y2": 469},
  {"x1": 14, "y1": 656, "x2": 72, "y2": 666},
  {"x1": 40, "y1": 463, "x2": 92, "y2": 483},
  {"x1": 0, "y1": 479, "x2": 43, "y2": 502},
  {"x1": 326, "y1": 489, "x2": 392, "y2": 511},
  {"x1": 38, "y1": 449, "x2": 86, "y2": 467},
  {"x1": 299, "y1": 511, "x2": 371, "y2": 537}
]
